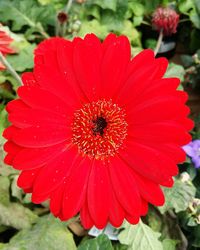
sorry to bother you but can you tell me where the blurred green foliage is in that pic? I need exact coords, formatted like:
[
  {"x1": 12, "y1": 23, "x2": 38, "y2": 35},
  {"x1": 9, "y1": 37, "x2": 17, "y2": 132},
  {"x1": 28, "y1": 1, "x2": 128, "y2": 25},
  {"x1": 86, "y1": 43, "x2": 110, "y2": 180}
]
[{"x1": 0, "y1": 0, "x2": 200, "y2": 249}]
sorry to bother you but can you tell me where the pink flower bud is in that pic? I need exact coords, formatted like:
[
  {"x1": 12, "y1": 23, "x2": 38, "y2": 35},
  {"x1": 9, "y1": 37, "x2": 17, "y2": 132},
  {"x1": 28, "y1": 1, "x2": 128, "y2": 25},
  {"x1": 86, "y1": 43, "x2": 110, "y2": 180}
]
[{"x1": 152, "y1": 7, "x2": 179, "y2": 36}]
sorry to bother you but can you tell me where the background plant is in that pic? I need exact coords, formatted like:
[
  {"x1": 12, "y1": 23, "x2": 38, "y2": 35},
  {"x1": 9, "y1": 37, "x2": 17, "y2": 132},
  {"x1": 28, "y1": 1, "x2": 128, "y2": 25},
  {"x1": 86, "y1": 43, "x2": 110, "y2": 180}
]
[{"x1": 0, "y1": 0, "x2": 200, "y2": 249}]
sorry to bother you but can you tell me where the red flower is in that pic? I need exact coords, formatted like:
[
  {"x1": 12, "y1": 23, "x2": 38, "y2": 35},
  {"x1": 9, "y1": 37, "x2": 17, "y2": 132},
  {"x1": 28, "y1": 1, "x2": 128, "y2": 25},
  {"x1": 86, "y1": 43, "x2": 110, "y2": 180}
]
[
  {"x1": 152, "y1": 7, "x2": 180, "y2": 36},
  {"x1": 3, "y1": 34, "x2": 193, "y2": 229},
  {"x1": 0, "y1": 28, "x2": 15, "y2": 70}
]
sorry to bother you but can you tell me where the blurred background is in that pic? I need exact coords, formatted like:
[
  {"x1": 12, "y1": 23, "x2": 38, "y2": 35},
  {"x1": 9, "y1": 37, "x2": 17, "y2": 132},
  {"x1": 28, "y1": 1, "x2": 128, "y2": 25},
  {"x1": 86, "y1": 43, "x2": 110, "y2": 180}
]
[{"x1": 0, "y1": 0, "x2": 200, "y2": 249}]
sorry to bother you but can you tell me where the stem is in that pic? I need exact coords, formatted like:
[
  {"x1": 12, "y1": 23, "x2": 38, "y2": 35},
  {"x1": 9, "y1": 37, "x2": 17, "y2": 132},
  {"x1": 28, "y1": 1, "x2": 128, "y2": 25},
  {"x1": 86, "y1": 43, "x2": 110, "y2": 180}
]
[
  {"x1": 55, "y1": 0, "x2": 73, "y2": 37},
  {"x1": 0, "y1": 52, "x2": 22, "y2": 86},
  {"x1": 179, "y1": 18, "x2": 190, "y2": 23},
  {"x1": 55, "y1": 16, "x2": 60, "y2": 36},
  {"x1": 36, "y1": 24, "x2": 50, "y2": 39},
  {"x1": 38, "y1": 29, "x2": 50, "y2": 39},
  {"x1": 141, "y1": 20, "x2": 151, "y2": 26},
  {"x1": 154, "y1": 29, "x2": 164, "y2": 56},
  {"x1": 61, "y1": 22, "x2": 67, "y2": 37},
  {"x1": 65, "y1": 0, "x2": 73, "y2": 13}
]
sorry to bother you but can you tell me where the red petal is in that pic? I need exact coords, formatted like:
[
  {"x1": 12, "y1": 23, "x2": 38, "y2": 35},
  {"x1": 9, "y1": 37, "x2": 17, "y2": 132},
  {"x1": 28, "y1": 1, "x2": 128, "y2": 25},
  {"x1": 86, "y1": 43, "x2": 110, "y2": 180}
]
[
  {"x1": 61, "y1": 157, "x2": 92, "y2": 220},
  {"x1": 109, "y1": 156, "x2": 141, "y2": 218},
  {"x1": 109, "y1": 186, "x2": 125, "y2": 228},
  {"x1": 17, "y1": 86, "x2": 73, "y2": 115},
  {"x1": 175, "y1": 117, "x2": 194, "y2": 131},
  {"x1": 73, "y1": 34, "x2": 102, "y2": 101},
  {"x1": 13, "y1": 142, "x2": 68, "y2": 170},
  {"x1": 34, "y1": 64, "x2": 81, "y2": 108},
  {"x1": 21, "y1": 72, "x2": 38, "y2": 86},
  {"x1": 120, "y1": 142, "x2": 178, "y2": 186},
  {"x1": 132, "y1": 79, "x2": 180, "y2": 105},
  {"x1": 12, "y1": 125, "x2": 71, "y2": 148},
  {"x1": 153, "y1": 57, "x2": 168, "y2": 78},
  {"x1": 126, "y1": 49, "x2": 155, "y2": 78},
  {"x1": 140, "y1": 199, "x2": 148, "y2": 216},
  {"x1": 6, "y1": 99, "x2": 28, "y2": 113},
  {"x1": 4, "y1": 153, "x2": 14, "y2": 165},
  {"x1": 141, "y1": 78, "x2": 180, "y2": 97},
  {"x1": 131, "y1": 171, "x2": 165, "y2": 206},
  {"x1": 149, "y1": 143, "x2": 186, "y2": 163},
  {"x1": 101, "y1": 35, "x2": 130, "y2": 98},
  {"x1": 80, "y1": 201, "x2": 94, "y2": 229},
  {"x1": 116, "y1": 57, "x2": 168, "y2": 105},
  {"x1": 34, "y1": 37, "x2": 66, "y2": 62},
  {"x1": 87, "y1": 160, "x2": 110, "y2": 229},
  {"x1": 4, "y1": 141, "x2": 22, "y2": 154},
  {"x1": 34, "y1": 37, "x2": 83, "y2": 106},
  {"x1": 32, "y1": 147, "x2": 78, "y2": 202},
  {"x1": 3, "y1": 126, "x2": 19, "y2": 140},
  {"x1": 8, "y1": 109, "x2": 69, "y2": 129},
  {"x1": 17, "y1": 168, "x2": 40, "y2": 189},
  {"x1": 128, "y1": 121, "x2": 191, "y2": 145},
  {"x1": 127, "y1": 97, "x2": 189, "y2": 126},
  {"x1": 50, "y1": 184, "x2": 65, "y2": 217},
  {"x1": 56, "y1": 39, "x2": 84, "y2": 103},
  {"x1": 102, "y1": 33, "x2": 117, "y2": 51},
  {"x1": 125, "y1": 214, "x2": 140, "y2": 224}
]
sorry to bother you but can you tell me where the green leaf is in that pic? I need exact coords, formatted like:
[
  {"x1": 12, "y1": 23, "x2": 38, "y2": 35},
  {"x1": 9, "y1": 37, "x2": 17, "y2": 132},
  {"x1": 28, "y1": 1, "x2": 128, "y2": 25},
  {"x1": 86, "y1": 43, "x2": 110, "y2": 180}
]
[
  {"x1": 11, "y1": 175, "x2": 23, "y2": 201},
  {"x1": 133, "y1": 16, "x2": 143, "y2": 27},
  {"x1": 165, "y1": 63, "x2": 185, "y2": 82},
  {"x1": 192, "y1": 225, "x2": 200, "y2": 247},
  {"x1": 6, "y1": 44, "x2": 36, "y2": 72},
  {"x1": 158, "y1": 179, "x2": 196, "y2": 214},
  {"x1": 181, "y1": 54, "x2": 194, "y2": 67},
  {"x1": 118, "y1": 220, "x2": 163, "y2": 250},
  {"x1": 129, "y1": 2, "x2": 144, "y2": 16},
  {"x1": 0, "y1": 73, "x2": 19, "y2": 92},
  {"x1": 78, "y1": 234, "x2": 113, "y2": 250},
  {"x1": 0, "y1": 109, "x2": 9, "y2": 140},
  {"x1": 0, "y1": 0, "x2": 54, "y2": 33},
  {"x1": 0, "y1": 203, "x2": 38, "y2": 230},
  {"x1": 140, "y1": 0, "x2": 162, "y2": 14},
  {"x1": 195, "y1": 0, "x2": 200, "y2": 13},
  {"x1": 178, "y1": 0, "x2": 195, "y2": 14},
  {"x1": 165, "y1": 63, "x2": 185, "y2": 87},
  {"x1": 85, "y1": 5, "x2": 101, "y2": 20},
  {"x1": 78, "y1": 20, "x2": 108, "y2": 39},
  {"x1": 101, "y1": 0, "x2": 128, "y2": 32},
  {"x1": 162, "y1": 239, "x2": 178, "y2": 250},
  {"x1": 0, "y1": 243, "x2": 9, "y2": 250},
  {"x1": 0, "y1": 215, "x2": 76, "y2": 250},
  {"x1": 190, "y1": 29, "x2": 200, "y2": 52},
  {"x1": 0, "y1": 176, "x2": 10, "y2": 206},
  {"x1": 37, "y1": 0, "x2": 52, "y2": 5},
  {"x1": 178, "y1": 0, "x2": 200, "y2": 29},
  {"x1": 120, "y1": 21, "x2": 141, "y2": 47},
  {"x1": 190, "y1": 9, "x2": 200, "y2": 29},
  {"x1": 86, "y1": 0, "x2": 117, "y2": 11},
  {"x1": 113, "y1": 243, "x2": 128, "y2": 250},
  {"x1": 145, "y1": 38, "x2": 157, "y2": 50},
  {"x1": 0, "y1": 143, "x2": 18, "y2": 177}
]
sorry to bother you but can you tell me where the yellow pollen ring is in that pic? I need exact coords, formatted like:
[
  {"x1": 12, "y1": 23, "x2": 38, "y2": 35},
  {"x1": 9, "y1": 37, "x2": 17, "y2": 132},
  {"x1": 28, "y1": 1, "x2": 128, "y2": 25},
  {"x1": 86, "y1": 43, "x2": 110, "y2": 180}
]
[{"x1": 71, "y1": 99, "x2": 128, "y2": 161}]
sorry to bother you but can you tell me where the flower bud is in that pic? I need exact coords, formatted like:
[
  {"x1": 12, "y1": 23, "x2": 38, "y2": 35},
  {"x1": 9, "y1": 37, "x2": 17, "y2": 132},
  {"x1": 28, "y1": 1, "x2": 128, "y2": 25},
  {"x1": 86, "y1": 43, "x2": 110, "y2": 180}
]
[
  {"x1": 76, "y1": 0, "x2": 86, "y2": 3},
  {"x1": 57, "y1": 12, "x2": 68, "y2": 24},
  {"x1": 152, "y1": 7, "x2": 179, "y2": 36}
]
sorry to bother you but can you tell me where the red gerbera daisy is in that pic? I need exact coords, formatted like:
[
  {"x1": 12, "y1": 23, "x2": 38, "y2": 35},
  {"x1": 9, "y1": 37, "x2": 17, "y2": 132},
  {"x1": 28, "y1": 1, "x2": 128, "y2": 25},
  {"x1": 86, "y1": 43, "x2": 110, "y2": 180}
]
[
  {"x1": 3, "y1": 33, "x2": 193, "y2": 229},
  {"x1": 0, "y1": 27, "x2": 15, "y2": 70}
]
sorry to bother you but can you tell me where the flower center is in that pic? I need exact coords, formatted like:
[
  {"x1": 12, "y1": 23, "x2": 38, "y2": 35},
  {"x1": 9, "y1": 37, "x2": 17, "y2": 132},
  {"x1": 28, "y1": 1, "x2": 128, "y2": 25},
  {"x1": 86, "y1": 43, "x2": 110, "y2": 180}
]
[
  {"x1": 71, "y1": 99, "x2": 128, "y2": 160},
  {"x1": 92, "y1": 116, "x2": 107, "y2": 136}
]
